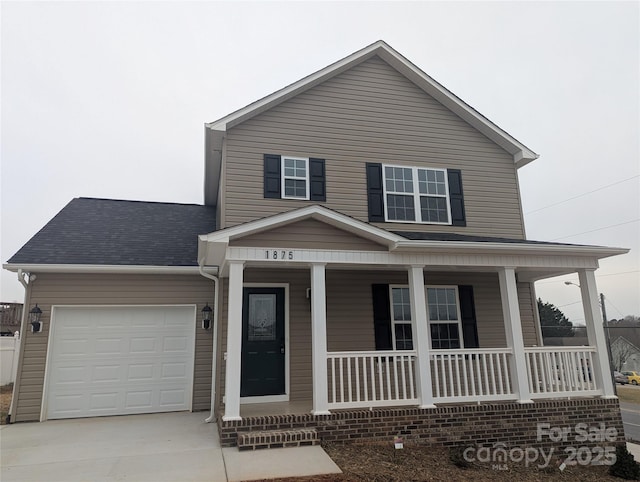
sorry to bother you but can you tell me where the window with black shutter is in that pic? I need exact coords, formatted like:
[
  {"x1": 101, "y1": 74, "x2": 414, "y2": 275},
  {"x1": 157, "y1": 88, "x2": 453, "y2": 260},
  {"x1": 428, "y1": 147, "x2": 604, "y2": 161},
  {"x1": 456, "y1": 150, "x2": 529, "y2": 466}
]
[
  {"x1": 263, "y1": 154, "x2": 326, "y2": 202},
  {"x1": 365, "y1": 162, "x2": 466, "y2": 226}
]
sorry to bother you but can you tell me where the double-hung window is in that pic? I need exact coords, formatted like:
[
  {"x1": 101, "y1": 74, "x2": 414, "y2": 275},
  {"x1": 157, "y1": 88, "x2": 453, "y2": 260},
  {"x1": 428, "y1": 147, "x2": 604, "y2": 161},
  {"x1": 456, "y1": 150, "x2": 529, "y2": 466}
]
[
  {"x1": 282, "y1": 156, "x2": 309, "y2": 200},
  {"x1": 383, "y1": 165, "x2": 451, "y2": 224},
  {"x1": 389, "y1": 285, "x2": 463, "y2": 350},
  {"x1": 427, "y1": 286, "x2": 462, "y2": 349},
  {"x1": 264, "y1": 154, "x2": 326, "y2": 201},
  {"x1": 390, "y1": 286, "x2": 413, "y2": 350}
]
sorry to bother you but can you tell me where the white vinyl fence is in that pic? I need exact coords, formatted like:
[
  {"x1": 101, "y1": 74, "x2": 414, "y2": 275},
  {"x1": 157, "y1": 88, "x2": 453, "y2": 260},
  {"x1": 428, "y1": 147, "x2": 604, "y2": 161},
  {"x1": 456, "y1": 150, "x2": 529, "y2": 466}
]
[{"x1": 1, "y1": 332, "x2": 21, "y2": 385}]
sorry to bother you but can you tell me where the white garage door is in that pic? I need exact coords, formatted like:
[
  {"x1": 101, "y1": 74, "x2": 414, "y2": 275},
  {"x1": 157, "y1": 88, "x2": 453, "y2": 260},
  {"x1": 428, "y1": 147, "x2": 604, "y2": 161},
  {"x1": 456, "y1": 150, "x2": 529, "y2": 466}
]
[{"x1": 45, "y1": 306, "x2": 196, "y2": 420}]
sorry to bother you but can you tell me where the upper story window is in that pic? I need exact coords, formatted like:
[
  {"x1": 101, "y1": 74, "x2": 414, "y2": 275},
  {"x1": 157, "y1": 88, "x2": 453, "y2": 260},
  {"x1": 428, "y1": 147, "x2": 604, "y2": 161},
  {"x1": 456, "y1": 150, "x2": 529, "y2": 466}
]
[
  {"x1": 264, "y1": 154, "x2": 326, "y2": 202},
  {"x1": 366, "y1": 163, "x2": 466, "y2": 226},
  {"x1": 383, "y1": 165, "x2": 450, "y2": 224},
  {"x1": 282, "y1": 157, "x2": 309, "y2": 199}
]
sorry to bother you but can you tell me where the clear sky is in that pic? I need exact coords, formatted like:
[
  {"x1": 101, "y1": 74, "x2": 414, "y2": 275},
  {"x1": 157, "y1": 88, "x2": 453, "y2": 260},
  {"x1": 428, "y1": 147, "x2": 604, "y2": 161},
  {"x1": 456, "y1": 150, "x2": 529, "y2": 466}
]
[{"x1": 1, "y1": 1, "x2": 638, "y2": 323}]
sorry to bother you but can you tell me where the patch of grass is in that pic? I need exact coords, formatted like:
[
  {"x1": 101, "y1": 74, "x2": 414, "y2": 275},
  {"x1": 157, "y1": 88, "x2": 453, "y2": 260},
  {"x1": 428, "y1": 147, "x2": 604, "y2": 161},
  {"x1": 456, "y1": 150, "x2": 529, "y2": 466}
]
[
  {"x1": 0, "y1": 383, "x2": 13, "y2": 425},
  {"x1": 617, "y1": 386, "x2": 640, "y2": 405}
]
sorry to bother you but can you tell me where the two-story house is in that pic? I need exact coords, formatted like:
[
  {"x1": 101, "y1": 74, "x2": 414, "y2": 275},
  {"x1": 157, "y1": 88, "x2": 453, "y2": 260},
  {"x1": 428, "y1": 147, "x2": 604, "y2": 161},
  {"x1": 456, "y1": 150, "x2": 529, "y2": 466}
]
[{"x1": 4, "y1": 41, "x2": 627, "y2": 450}]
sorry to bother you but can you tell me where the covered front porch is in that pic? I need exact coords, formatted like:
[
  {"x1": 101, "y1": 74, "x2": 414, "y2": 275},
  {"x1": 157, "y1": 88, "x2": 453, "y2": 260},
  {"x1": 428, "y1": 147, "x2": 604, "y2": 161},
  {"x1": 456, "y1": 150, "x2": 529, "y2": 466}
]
[
  {"x1": 196, "y1": 206, "x2": 625, "y2": 422},
  {"x1": 222, "y1": 265, "x2": 611, "y2": 421}
]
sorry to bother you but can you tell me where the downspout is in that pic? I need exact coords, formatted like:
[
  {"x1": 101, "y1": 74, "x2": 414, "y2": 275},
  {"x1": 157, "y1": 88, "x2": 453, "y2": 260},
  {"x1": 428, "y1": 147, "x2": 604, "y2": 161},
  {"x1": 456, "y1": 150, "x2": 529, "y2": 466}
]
[
  {"x1": 8, "y1": 269, "x2": 33, "y2": 422},
  {"x1": 198, "y1": 264, "x2": 219, "y2": 423}
]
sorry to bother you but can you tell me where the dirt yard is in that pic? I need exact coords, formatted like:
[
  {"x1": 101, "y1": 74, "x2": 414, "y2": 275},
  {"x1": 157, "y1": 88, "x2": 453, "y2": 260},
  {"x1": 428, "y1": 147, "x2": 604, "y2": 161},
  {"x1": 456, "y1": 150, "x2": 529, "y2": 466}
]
[
  {"x1": 263, "y1": 442, "x2": 629, "y2": 481},
  {"x1": 0, "y1": 383, "x2": 12, "y2": 424}
]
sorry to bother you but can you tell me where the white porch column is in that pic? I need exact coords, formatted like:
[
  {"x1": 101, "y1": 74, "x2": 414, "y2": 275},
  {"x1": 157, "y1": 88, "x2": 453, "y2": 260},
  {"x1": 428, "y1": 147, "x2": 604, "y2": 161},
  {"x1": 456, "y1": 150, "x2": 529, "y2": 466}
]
[
  {"x1": 579, "y1": 269, "x2": 616, "y2": 398},
  {"x1": 408, "y1": 266, "x2": 435, "y2": 408},
  {"x1": 222, "y1": 260, "x2": 244, "y2": 421},
  {"x1": 310, "y1": 263, "x2": 330, "y2": 415},
  {"x1": 498, "y1": 267, "x2": 533, "y2": 403}
]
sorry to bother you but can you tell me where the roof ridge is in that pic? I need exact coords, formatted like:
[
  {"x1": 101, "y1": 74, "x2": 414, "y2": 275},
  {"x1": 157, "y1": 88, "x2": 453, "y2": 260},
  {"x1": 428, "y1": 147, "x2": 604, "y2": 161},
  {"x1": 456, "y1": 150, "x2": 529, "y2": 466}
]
[{"x1": 76, "y1": 197, "x2": 212, "y2": 208}]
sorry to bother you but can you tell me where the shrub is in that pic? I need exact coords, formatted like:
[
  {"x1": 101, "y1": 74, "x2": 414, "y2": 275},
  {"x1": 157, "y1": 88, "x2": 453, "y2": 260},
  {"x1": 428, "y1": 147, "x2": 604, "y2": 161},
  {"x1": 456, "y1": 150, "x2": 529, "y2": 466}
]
[{"x1": 609, "y1": 444, "x2": 640, "y2": 480}]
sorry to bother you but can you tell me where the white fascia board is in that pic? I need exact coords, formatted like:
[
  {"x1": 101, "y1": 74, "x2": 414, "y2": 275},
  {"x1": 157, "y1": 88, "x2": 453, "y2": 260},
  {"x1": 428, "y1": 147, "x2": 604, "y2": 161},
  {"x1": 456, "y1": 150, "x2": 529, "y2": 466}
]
[
  {"x1": 206, "y1": 41, "x2": 385, "y2": 132},
  {"x1": 200, "y1": 205, "x2": 403, "y2": 246},
  {"x1": 2, "y1": 264, "x2": 218, "y2": 275},
  {"x1": 394, "y1": 240, "x2": 629, "y2": 259},
  {"x1": 374, "y1": 47, "x2": 539, "y2": 165}
]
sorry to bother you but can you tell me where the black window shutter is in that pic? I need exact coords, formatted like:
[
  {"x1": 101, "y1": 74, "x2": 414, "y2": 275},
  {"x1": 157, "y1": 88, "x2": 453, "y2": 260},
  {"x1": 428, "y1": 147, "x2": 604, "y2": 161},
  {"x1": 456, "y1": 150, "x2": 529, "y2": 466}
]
[
  {"x1": 459, "y1": 285, "x2": 479, "y2": 348},
  {"x1": 447, "y1": 169, "x2": 466, "y2": 226},
  {"x1": 366, "y1": 163, "x2": 385, "y2": 222},
  {"x1": 371, "y1": 284, "x2": 392, "y2": 350},
  {"x1": 264, "y1": 154, "x2": 281, "y2": 199},
  {"x1": 309, "y1": 158, "x2": 326, "y2": 202}
]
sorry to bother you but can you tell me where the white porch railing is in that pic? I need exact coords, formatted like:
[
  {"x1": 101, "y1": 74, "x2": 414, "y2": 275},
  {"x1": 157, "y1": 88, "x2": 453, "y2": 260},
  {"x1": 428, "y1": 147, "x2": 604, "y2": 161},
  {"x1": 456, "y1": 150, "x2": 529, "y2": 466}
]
[
  {"x1": 524, "y1": 346, "x2": 601, "y2": 398},
  {"x1": 325, "y1": 346, "x2": 604, "y2": 410},
  {"x1": 327, "y1": 351, "x2": 418, "y2": 409},
  {"x1": 431, "y1": 349, "x2": 515, "y2": 403}
]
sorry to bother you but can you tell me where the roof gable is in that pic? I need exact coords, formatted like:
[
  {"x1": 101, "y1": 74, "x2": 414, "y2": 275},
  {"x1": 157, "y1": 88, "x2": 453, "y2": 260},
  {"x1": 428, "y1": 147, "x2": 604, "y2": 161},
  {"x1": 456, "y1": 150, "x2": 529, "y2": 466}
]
[
  {"x1": 205, "y1": 41, "x2": 538, "y2": 205},
  {"x1": 199, "y1": 205, "x2": 402, "y2": 264},
  {"x1": 230, "y1": 218, "x2": 388, "y2": 252}
]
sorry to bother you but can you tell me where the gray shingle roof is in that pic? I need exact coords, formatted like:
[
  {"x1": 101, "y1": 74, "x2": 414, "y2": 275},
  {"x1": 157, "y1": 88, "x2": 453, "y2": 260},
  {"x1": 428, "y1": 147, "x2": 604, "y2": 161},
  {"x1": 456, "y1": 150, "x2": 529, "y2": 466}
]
[
  {"x1": 7, "y1": 198, "x2": 217, "y2": 266},
  {"x1": 392, "y1": 231, "x2": 586, "y2": 247}
]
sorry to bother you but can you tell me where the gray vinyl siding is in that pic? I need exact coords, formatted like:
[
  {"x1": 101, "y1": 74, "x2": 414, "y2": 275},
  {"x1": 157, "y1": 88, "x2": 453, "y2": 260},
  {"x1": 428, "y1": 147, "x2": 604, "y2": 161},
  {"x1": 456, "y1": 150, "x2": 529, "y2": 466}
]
[
  {"x1": 217, "y1": 268, "x2": 537, "y2": 404},
  {"x1": 12, "y1": 273, "x2": 215, "y2": 422},
  {"x1": 231, "y1": 219, "x2": 387, "y2": 251},
  {"x1": 222, "y1": 56, "x2": 525, "y2": 238}
]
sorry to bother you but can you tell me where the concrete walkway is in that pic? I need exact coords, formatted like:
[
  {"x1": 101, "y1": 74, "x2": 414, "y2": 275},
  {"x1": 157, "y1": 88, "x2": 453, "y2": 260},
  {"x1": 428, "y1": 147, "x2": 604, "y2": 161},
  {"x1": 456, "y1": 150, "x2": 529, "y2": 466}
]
[{"x1": 0, "y1": 412, "x2": 341, "y2": 482}]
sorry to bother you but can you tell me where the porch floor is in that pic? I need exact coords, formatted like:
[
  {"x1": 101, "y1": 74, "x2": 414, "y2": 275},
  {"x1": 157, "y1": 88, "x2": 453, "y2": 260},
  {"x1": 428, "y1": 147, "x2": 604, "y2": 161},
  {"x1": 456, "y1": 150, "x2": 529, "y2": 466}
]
[{"x1": 240, "y1": 400, "x2": 313, "y2": 418}]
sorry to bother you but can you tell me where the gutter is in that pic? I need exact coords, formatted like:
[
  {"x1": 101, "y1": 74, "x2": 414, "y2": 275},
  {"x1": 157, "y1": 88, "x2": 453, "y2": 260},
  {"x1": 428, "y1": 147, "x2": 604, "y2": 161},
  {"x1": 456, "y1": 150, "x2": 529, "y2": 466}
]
[
  {"x1": 198, "y1": 264, "x2": 220, "y2": 423},
  {"x1": 3, "y1": 264, "x2": 204, "y2": 275},
  {"x1": 392, "y1": 240, "x2": 629, "y2": 259},
  {"x1": 8, "y1": 270, "x2": 32, "y2": 422}
]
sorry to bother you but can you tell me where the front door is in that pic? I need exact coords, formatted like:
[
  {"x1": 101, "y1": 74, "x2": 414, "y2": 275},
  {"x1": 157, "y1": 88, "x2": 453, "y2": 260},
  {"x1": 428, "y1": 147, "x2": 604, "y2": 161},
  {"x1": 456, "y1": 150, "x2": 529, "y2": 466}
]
[{"x1": 241, "y1": 287, "x2": 286, "y2": 397}]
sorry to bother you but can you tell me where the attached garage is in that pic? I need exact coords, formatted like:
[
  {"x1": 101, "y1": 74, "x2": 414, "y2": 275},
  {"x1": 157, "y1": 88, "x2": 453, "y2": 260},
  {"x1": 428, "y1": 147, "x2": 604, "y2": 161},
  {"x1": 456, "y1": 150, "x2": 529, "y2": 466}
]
[{"x1": 44, "y1": 305, "x2": 196, "y2": 420}]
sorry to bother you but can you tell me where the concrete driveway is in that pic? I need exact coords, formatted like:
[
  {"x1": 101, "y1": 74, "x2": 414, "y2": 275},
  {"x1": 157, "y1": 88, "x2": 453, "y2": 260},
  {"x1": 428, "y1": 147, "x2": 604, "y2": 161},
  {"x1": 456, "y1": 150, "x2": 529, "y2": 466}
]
[
  {"x1": 0, "y1": 412, "x2": 227, "y2": 481},
  {"x1": 0, "y1": 412, "x2": 341, "y2": 481}
]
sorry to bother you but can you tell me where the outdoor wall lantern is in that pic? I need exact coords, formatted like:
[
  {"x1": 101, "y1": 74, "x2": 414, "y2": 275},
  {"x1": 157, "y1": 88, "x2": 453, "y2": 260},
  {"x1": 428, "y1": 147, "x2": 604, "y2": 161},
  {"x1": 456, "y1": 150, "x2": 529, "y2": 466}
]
[
  {"x1": 30, "y1": 304, "x2": 43, "y2": 333},
  {"x1": 201, "y1": 303, "x2": 213, "y2": 330}
]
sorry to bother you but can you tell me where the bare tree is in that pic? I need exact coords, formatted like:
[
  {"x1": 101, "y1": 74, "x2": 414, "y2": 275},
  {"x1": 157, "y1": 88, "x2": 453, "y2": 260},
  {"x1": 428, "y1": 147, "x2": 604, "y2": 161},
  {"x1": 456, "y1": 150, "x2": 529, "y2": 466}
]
[{"x1": 611, "y1": 338, "x2": 636, "y2": 371}]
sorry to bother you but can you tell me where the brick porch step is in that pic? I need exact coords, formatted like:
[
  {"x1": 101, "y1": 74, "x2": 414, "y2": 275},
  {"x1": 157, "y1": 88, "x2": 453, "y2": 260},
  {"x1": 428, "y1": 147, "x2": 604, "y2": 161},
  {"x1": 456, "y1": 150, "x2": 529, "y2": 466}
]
[{"x1": 237, "y1": 428, "x2": 319, "y2": 450}]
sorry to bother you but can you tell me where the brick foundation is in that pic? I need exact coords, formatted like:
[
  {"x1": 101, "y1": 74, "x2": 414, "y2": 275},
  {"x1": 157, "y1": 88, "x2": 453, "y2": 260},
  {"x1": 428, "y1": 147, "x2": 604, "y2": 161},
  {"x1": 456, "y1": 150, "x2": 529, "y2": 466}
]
[{"x1": 218, "y1": 398, "x2": 624, "y2": 450}]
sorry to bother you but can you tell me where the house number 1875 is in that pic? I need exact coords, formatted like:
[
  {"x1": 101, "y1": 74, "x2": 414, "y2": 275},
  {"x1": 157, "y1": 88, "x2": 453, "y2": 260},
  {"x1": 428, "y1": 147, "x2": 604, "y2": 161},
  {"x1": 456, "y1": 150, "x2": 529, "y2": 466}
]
[{"x1": 266, "y1": 250, "x2": 294, "y2": 260}]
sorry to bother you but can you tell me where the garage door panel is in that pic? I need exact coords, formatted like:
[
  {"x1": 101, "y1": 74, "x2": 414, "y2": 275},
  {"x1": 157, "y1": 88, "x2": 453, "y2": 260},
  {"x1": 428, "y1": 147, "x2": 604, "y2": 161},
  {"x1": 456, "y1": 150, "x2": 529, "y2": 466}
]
[
  {"x1": 56, "y1": 338, "x2": 91, "y2": 356},
  {"x1": 52, "y1": 365, "x2": 87, "y2": 385},
  {"x1": 92, "y1": 365, "x2": 121, "y2": 383},
  {"x1": 129, "y1": 337, "x2": 158, "y2": 354},
  {"x1": 46, "y1": 306, "x2": 195, "y2": 419},
  {"x1": 94, "y1": 338, "x2": 124, "y2": 355},
  {"x1": 128, "y1": 363, "x2": 155, "y2": 381},
  {"x1": 159, "y1": 389, "x2": 187, "y2": 406}
]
